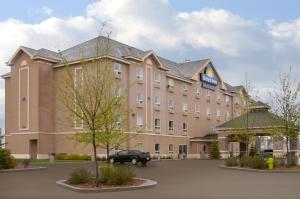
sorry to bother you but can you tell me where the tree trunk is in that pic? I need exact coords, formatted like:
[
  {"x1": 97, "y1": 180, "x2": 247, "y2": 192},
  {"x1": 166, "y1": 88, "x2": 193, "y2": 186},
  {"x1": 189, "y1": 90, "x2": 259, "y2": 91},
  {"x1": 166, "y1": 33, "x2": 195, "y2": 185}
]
[
  {"x1": 106, "y1": 143, "x2": 110, "y2": 163},
  {"x1": 92, "y1": 131, "x2": 100, "y2": 187}
]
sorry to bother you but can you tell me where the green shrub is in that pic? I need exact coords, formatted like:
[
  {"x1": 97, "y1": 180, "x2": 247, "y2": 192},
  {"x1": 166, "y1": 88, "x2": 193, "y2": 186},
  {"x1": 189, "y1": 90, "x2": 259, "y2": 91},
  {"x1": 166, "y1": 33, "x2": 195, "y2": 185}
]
[
  {"x1": 54, "y1": 153, "x2": 67, "y2": 160},
  {"x1": 275, "y1": 157, "x2": 285, "y2": 167},
  {"x1": 248, "y1": 156, "x2": 267, "y2": 169},
  {"x1": 54, "y1": 153, "x2": 91, "y2": 161},
  {"x1": 100, "y1": 163, "x2": 134, "y2": 185},
  {"x1": 239, "y1": 156, "x2": 250, "y2": 167},
  {"x1": 249, "y1": 147, "x2": 257, "y2": 157},
  {"x1": 225, "y1": 157, "x2": 238, "y2": 167},
  {"x1": 209, "y1": 141, "x2": 221, "y2": 159},
  {"x1": 0, "y1": 149, "x2": 16, "y2": 169},
  {"x1": 286, "y1": 153, "x2": 298, "y2": 167},
  {"x1": 68, "y1": 168, "x2": 92, "y2": 185}
]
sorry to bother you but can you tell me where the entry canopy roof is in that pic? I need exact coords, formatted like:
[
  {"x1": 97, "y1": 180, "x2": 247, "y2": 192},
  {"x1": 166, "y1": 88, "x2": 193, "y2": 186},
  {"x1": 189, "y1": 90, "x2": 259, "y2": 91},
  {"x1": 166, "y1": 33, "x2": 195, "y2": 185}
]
[
  {"x1": 216, "y1": 101, "x2": 285, "y2": 131},
  {"x1": 190, "y1": 133, "x2": 218, "y2": 142}
]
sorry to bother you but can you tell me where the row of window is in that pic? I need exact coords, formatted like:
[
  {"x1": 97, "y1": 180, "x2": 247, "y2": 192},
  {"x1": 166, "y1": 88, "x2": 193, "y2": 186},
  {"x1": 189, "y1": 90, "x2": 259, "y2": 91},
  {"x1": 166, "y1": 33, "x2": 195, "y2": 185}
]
[
  {"x1": 115, "y1": 63, "x2": 233, "y2": 103},
  {"x1": 137, "y1": 143, "x2": 186, "y2": 155}
]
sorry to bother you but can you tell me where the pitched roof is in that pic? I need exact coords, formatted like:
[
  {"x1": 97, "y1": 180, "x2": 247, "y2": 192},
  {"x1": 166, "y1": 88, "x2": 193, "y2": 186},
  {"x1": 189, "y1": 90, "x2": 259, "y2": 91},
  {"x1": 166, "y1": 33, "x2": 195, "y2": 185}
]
[
  {"x1": 190, "y1": 133, "x2": 218, "y2": 141},
  {"x1": 177, "y1": 59, "x2": 210, "y2": 78},
  {"x1": 216, "y1": 108, "x2": 284, "y2": 130},
  {"x1": 7, "y1": 36, "x2": 240, "y2": 88}
]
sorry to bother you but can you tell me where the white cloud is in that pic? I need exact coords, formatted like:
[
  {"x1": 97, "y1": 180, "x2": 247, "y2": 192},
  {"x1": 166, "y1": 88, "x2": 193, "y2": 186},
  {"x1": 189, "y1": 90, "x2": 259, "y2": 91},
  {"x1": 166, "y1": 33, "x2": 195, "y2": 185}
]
[
  {"x1": 41, "y1": 7, "x2": 53, "y2": 16},
  {"x1": 0, "y1": 0, "x2": 300, "y2": 130}
]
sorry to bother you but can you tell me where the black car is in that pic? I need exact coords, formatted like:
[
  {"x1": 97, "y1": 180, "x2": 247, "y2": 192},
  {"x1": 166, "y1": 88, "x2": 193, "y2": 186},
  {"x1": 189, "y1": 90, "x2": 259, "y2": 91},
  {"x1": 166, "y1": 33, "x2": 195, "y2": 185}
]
[
  {"x1": 109, "y1": 150, "x2": 151, "y2": 165},
  {"x1": 257, "y1": 149, "x2": 273, "y2": 157}
]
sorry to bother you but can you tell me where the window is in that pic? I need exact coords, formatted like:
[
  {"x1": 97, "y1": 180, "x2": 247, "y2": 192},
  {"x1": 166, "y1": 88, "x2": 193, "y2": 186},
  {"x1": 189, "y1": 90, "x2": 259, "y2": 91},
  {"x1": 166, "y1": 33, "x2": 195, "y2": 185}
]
[
  {"x1": 114, "y1": 63, "x2": 122, "y2": 75},
  {"x1": 116, "y1": 113, "x2": 121, "y2": 128},
  {"x1": 217, "y1": 109, "x2": 221, "y2": 118},
  {"x1": 169, "y1": 144, "x2": 174, "y2": 154},
  {"x1": 182, "y1": 122, "x2": 188, "y2": 135},
  {"x1": 235, "y1": 97, "x2": 240, "y2": 105},
  {"x1": 115, "y1": 87, "x2": 122, "y2": 97},
  {"x1": 154, "y1": 118, "x2": 161, "y2": 131},
  {"x1": 182, "y1": 103, "x2": 188, "y2": 113},
  {"x1": 182, "y1": 83, "x2": 188, "y2": 92},
  {"x1": 136, "y1": 67, "x2": 144, "y2": 80},
  {"x1": 207, "y1": 107, "x2": 211, "y2": 117},
  {"x1": 167, "y1": 78, "x2": 174, "y2": 88},
  {"x1": 137, "y1": 116, "x2": 144, "y2": 128},
  {"x1": 168, "y1": 120, "x2": 174, "y2": 131},
  {"x1": 137, "y1": 143, "x2": 144, "y2": 151},
  {"x1": 195, "y1": 104, "x2": 200, "y2": 114},
  {"x1": 226, "y1": 112, "x2": 230, "y2": 120},
  {"x1": 154, "y1": 72, "x2": 160, "y2": 84},
  {"x1": 195, "y1": 87, "x2": 200, "y2": 97},
  {"x1": 225, "y1": 95, "x2": 230, "y2": 103},
  {"x1": 155, "y1": 143, "x2": 160, "y2": 154},
  {"x1": 154, "y1": 95, "x2": 161, "y2": 106},
  {"x1": 217, "y1": 92, "x2": 221, "y2": 102},
  {"x1": 206, "y1": 89, "x2": 211, "y2": 97},
  {"x1": 168, "y1": 99, "x2": 174, "y2": 109},
  {"x1": 137, "y1": 92, "x2": 144, "y2": 104}
]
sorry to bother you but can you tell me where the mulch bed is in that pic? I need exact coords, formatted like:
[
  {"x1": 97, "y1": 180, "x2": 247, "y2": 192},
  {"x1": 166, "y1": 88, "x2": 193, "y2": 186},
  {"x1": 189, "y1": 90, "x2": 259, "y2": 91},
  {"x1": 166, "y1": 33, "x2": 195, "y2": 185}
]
[{"x1": 65, "y1": 178, "x2": 145, "y2": 189}]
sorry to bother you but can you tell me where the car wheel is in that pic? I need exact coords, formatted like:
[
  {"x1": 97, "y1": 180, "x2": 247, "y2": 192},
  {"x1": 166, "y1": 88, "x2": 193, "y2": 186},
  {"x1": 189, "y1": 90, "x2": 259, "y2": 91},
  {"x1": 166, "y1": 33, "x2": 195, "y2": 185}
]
[
  {"x1": 109, "y1": 158, "x2": 115, "y2": 164},
  {"x1": 142, "y1": 161, "x2": 147, "y2": 165},
  {"x1": 131, "y1": 158, "x2": 137, "y2": 165}
]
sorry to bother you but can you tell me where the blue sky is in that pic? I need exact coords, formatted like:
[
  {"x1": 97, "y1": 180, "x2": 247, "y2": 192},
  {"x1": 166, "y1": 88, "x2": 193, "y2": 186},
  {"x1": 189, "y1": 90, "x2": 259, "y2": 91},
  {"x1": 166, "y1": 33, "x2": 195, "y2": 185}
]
[
  {"x1": 1, "y1": 0, "x2": 299, "y2": 23},
  {"x1": 0, "y1": 0, "x2": 300, "y2": 131}
]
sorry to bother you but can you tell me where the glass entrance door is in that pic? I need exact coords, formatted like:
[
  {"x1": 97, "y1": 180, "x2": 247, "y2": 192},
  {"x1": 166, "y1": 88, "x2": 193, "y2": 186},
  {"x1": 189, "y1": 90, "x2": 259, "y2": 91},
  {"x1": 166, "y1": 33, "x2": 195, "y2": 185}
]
[{"x1": 179, "y1": 144, "x2": 187, "y2": 159}]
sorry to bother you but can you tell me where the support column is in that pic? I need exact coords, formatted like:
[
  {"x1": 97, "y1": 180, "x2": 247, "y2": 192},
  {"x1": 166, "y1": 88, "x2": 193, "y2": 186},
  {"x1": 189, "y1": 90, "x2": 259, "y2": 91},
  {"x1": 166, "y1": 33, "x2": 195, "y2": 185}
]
[
  {"x1": 273, "y1": 137, "x2": 284, "y2": 157},
  {"x1": 218, "y1": 136, "x2": 229, "y2": 159}
]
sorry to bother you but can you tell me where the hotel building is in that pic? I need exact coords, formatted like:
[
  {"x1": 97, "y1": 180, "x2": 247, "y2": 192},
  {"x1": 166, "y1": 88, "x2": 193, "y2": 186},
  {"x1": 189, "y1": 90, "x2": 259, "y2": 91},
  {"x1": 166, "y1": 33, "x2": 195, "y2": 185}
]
[{"x1": 3, "y1": 36, "x2": 248, "y2": 159}]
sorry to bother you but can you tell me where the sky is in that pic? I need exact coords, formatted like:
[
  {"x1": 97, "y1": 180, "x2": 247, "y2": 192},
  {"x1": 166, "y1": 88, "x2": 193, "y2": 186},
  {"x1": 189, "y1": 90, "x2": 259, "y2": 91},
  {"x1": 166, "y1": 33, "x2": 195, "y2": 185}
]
[{"x1": 0, "y1": 0, "x2": 300, "y2": 131}]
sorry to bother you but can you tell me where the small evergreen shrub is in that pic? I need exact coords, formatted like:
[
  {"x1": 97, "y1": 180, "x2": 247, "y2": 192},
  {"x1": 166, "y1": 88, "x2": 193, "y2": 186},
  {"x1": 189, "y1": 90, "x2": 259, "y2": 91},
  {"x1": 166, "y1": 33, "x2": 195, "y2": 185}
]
[
  {"x1": 100, "y1": 163, "x2": 134, "y2": 185},
  {"x1": 225, "y1": 157, "x2": 238, "y2": 167},
  {"x1": 209, "y1": 141, "x2": 221, "y2": 159},
  {"x1": 68, "y1": 168, "x2": 92, "y2": 185},
  {"x1": 54, "y1": 153, "x2": 67, "y2": 160},
  {"x1": 0, "y1": 148, "x2": 16, "y2": 169}
]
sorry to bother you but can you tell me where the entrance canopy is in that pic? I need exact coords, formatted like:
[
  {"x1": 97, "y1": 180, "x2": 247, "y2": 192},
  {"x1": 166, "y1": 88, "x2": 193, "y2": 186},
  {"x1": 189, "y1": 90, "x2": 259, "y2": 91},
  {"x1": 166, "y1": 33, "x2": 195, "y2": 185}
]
[{"x1": 216, "y1": 101, "x2": 284, "y2": 133}]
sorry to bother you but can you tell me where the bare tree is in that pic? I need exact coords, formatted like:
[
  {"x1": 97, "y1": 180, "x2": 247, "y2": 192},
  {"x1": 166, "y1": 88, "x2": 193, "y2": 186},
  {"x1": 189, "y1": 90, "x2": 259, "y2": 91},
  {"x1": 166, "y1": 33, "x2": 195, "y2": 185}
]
[
  {"x1": 271, "y1": 67, "x2": 300, "y2": 162},
  {"x1": 56, "y1": 34, "x2": 131, "y2": 186}
]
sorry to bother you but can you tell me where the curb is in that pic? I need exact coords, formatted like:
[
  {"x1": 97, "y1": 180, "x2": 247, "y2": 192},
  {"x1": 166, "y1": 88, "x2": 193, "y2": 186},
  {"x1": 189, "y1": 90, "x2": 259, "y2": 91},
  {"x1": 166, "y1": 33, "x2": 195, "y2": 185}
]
[
  {"x1": 56, "y1": 177, "x2": 157, "y2": 193},
  {"x1": 0, "y1": 166, "x2": 46, "y2": 173},
  {"x1": 219, "y1": 165, "x2": 300, "y2": 173}
]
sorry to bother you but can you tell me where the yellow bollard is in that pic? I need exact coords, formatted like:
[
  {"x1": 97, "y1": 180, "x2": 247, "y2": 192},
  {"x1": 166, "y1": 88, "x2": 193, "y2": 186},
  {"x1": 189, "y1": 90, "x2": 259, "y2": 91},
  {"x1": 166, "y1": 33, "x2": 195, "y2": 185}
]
[{"x1": 267, "y1": 157, "x2": 273, "y2": 169}]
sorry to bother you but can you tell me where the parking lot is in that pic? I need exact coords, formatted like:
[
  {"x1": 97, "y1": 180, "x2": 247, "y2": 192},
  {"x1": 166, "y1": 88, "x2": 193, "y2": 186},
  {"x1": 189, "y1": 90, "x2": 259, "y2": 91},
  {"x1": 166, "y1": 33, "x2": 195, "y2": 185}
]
[{"x1": 1, "y1": 159, "x2": 300, "y2": 199}]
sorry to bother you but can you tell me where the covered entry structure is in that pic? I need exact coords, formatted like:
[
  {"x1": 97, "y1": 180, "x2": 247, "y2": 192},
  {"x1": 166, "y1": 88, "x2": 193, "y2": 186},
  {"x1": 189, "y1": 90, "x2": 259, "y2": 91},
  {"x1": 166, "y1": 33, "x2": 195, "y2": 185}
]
[{"x1": 216, "y1": 101, "x2": 298, "y2": 158}]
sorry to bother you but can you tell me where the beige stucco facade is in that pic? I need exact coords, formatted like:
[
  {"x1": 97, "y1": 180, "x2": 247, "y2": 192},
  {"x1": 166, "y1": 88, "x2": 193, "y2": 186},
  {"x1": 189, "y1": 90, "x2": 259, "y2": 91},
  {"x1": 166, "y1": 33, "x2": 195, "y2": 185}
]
[{"x1": 3, "y1": 38, "x2": 246, "y2": 159}]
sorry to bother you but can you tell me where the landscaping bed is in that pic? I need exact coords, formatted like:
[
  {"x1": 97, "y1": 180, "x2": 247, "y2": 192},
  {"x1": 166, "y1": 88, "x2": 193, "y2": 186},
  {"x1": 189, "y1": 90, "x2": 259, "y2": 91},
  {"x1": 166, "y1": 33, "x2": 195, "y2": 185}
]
[
  {"x1": 220, "y1": 165, "x2": 300, "y2": 173},
  {"x1": 56, "y1": 177, "x2": 157, "y2": 193}
]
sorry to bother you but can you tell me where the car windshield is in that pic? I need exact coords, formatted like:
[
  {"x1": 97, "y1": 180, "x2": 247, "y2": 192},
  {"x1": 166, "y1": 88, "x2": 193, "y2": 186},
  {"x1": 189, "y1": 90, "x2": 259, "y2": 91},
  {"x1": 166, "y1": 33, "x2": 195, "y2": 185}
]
[{"x1": 118, "y1": 150, "x2": 128, "y2": 155}]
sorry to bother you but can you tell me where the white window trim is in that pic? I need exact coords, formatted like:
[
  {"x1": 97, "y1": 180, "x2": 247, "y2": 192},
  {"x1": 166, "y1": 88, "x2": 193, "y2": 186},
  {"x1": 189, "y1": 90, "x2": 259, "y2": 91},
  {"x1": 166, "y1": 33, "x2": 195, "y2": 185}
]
[
  {"x1": 154, "y1": 72, "x2": 160, "y2": 84},
  {"x1": 155, "y1": 143, "x2": 160, "y2": 154},
  {"x1": 168, "y1": 120, "x2": 174, "y2": 131},
  {"x1": 137, "y1": 116, "x2": 144, "y2": 128},
  {"x1": 137, "y1": 92, "x2": 144, "y2": 104},
  {"x1": 195, "y1": 104, "x2": 200, "y2": 114},
  {"x1": 136, "y1": 67, "x2": 144, "y2": 80},
  {"x1": 154, "y1": 118, "x2": 161, "y2": 131},
  {"x1": 182, "y1": 122, "x2": 188, "y2": 135},
  {"x1": 182, "y1": 103, "x2": 188, "y2": 113},
  {"x1": 168, "y1": 99, "x2": 174, "y2": 109},
  {"x1": 114, "y1": 63, "x2": 122, "y2": 74},
  {"x1": 154, "y1": 95, "x2": 161, "y2": 106}
]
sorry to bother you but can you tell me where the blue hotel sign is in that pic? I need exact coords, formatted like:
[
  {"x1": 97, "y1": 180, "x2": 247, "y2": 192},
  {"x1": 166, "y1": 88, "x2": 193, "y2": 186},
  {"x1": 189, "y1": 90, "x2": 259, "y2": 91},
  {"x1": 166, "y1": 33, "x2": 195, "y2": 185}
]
[
  {"x1": 200, "y1": 73, "x2": 218, "y2": 86},
  {"x1": 200, "y1": 66, "x2": 218, "y2": 90}
]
